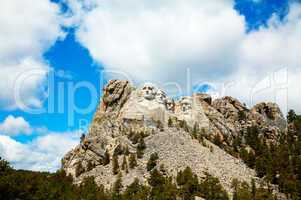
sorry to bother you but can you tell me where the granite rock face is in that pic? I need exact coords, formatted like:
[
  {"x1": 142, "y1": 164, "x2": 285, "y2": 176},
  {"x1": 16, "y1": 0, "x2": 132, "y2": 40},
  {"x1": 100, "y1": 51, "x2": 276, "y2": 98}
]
[{"x1": 62, "y1": 80, "x2": 286, "y2": 196}]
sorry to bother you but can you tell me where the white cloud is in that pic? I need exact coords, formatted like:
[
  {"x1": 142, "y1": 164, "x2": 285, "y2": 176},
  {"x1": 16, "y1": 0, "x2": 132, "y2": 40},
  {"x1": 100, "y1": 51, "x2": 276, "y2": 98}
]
[
  {"x1": 74, "y1": 0, "x2": 245, "y2": 84},
  {"x1": 69, "y1": 0, "x2": 301, "y2": 114},
  {"x1": 0, "y1": 0, "x2": 64, "y2": 110},
  {"x1": 0, "y1": 115, "x2": 32, "y2": 136},
  {"x1": 0, "y1": 0, "x2": 63, "y2": 63},
  {"x1": 233, "y1": 2, "x2": 301, "y2": 113},
  {"x1": 0, "y1": 131, "x2": 80, "y2": 172},
  {"x1": 0, "y1": 114, "x2": 81, "y2": 171},
  {"x1": 0, "y1": 58, "x2": 49, "y2": 109}
]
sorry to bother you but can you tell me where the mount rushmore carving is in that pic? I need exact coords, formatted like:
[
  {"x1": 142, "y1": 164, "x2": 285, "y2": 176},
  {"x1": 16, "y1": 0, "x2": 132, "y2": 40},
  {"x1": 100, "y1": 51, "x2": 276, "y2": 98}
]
[{"x1": 62, "y1": 80, "x2": 286, "y2": 197}]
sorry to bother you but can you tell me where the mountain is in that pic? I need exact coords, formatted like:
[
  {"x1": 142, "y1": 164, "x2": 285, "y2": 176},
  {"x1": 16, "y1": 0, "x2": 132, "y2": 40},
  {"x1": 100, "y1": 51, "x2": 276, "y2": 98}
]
[{"x1": 62, "y1": 80, "x2": 288, "y2": 198}]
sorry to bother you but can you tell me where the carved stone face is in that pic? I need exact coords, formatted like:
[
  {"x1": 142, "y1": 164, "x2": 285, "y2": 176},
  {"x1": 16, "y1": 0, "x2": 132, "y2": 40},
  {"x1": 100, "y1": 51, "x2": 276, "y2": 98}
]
[
  {"x1": 155, "y1": 89, "x2": 167, "y2": 104},
  {"x1": 141, "y1": 83, "x2": 156, "y2": 100},
  {"x1": 180, "y1": 97, "x2": 193, "y2": 114},
  {"x1": 166, "y1": 98, "x2": 175, "y2": 111}
]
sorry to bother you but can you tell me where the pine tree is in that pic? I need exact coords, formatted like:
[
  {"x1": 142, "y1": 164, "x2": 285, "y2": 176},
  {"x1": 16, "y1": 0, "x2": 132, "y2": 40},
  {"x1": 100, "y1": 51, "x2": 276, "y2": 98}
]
[
  {"x1": 121, "y1": 155, "x2": 128, "y2": 173},
  {"x1": 168, "y1": 117, "x2": 173, "y2": 127},
  {"x1": 199, "y1": 172, "x2": 229, "y2": 200},
  {"x1": 103, "y1": 150, "x2": 110, "y2": 166},
  {"x1": 75, "y1": 162, "x2": 84, "y2": 177},
  {"x1": 0, "y1": 157, "x2": 12, "y2": 175},
  {"x1": 112, "y1": 154, "x2": 119, "y2": 175},
  {"x1": 147, "y1": 153, "x2": 159, "y2": 171},
  {"x1": 287, "y1": 109, "x2": 297, "y2": 123},
  {"x1": 136, "y1": 138, "x2": 146, "y2": 158},
  {"x1": 251, "y1": 179, "x2": 256, "y2": 200},
  {"x1": 124, "y1": 145, "x2": 130, "y2": 156},
  {"x1": 129, "y1": 153, "x2": 137, "y2": 169},
  {"x1": 122, "y1": 178, "x2": 150, "y2": 199},
  {"x1": 80, "y1": 133, "x2": 86, "y2": 143},
  {"x1": 112, "y1": 173, "x2": 123, "y2": 199}
]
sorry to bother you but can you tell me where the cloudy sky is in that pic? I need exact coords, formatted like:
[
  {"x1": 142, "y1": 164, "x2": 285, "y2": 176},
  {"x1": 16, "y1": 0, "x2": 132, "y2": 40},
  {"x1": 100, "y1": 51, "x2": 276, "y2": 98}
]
[{"x1": 0, "y1": 0, "x2": 300, "y2": 172}]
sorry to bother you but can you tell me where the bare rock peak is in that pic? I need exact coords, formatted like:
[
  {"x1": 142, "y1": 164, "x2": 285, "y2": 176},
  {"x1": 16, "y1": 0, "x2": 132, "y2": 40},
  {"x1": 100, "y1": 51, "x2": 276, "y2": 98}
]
[{"x1": 62, "y1": 80, "x2": 286, "y2": 197}]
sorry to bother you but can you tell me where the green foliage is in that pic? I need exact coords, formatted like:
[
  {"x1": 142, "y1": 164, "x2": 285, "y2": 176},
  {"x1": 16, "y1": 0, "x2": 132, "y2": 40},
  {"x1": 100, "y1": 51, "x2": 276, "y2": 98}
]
[
  {"x1": 156, "y1": 120, "x2": 164, "y2": 131},
  {"x1": 80, "y1": 133, "x2": 85, "y2": 143},
  {"x1": 0, "y1": 167, "x2": 79, "y2": 200},
  {"x1": 112, "y1": 173, "x2": 123, "y2": 197},
  {"x1": 228, "y1": 110, "x2": 301, "y2": 199},
  {"x1": 128, "y1": 130, "x2": 147, "y2": 145},
  {"x1": 0, "y1": 157, "x2": 12, "y2": 175},
  {"x1": 177, "y1": 167, "x2": 200, "y2": 200},
  {"x1": 239, "y1": 148, "x2": 255, "y2": 168},
  {"x1": 179, "y1": 120, "x2": 190, "y2": 132},
  {"x1": 112, "y1": 154, "x2": 119, "y2": 175},
  {"x1": 122, "y1": 178, "x2": 150, "y2": 200},
  {"x1": 136, "y1": 138, "x2": 146, "y2": 158},
  {"x1": 168, "y1": 117, "x2": 173, "y2": 127},
  {"x1": 86, "y1": 161, "x2": 94, "y2": 171},
  {"x1": 79, "y1": 177, "x2": 108, "y2": 200},
  {"x1": 232, "y1": 178, "x2": 276, "y2": 200},
  {"x1": 0, "y1": 158, "x2": 231, "y2": 200},
  {"x1": 213, "y1": 134, "x2": 223, "y2": 147},
  {"x1": 121, "y1": 155, "x2": 128, "y2": 173},
  {"x1": 103, "y1": 150, "x2": 110, "y2": 166},
  {"x1": 75, "y1": 162, "x2": 85, "y2": 177},
  {"x1": 232, "y1": 179, "x2": 253, "y2": 200},
  {"x1": 123, "y1": 145, "x2": 130, "y2": 156},
  {"x1": 3, "y1": 110, "x2": 301, "y2": 199},
  {"x1": 238, "y1": 110, "x2": 247, "y2": 121},
  {"x1": 191, "y1": 123, "x2": 199, "y2": 139},
  {"x1": 199, "y1": 172, "x2": 229, "y2": 200},
  {"x1": 128, "y1": 153, "x2": 137, "y2": 169},
  {"x1": 287, "y1": 109, "x2": 297, "y2": 123},
  {"x1": 113, "y1": 144, "x2": 124, "y2": 156},
  {"x1": 147, "y1": 152, "x2": 159, "y2": 171},
  {"x1": 148, "y1": 169, "x2": 177, "y2": 200}
]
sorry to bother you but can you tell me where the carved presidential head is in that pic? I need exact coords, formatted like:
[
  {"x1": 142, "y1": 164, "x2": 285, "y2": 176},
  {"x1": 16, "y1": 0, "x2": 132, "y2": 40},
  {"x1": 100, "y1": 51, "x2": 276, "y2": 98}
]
[
  {"x1": 141, "y1": 82, "x2": 157, "y2": 100},
  {"x1": 155, "y1": 89, "x2": 167, "y2": 104},
  {"x1": 166, "y1": 98, "x2": 175, "y2": 112},
  {"x1": 180, "y1": 97, "x2": 193, "y2": 114}
]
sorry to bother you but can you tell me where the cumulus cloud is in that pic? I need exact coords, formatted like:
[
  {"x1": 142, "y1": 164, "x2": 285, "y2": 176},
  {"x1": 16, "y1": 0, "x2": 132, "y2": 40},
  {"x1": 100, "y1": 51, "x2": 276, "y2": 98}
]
[
  {"x1": 68, "y1": 0, "x2": 301, "y2": 113},
  {"x1": 0, "y1": 0, "x2": 64, "y2": 110},
  {"x1": 231, "y1": 2, "x2": 301, "y2": 113},
  {"x1": 74, "y1": 0, "x2": 245, "y2": 84},
  {"x1": 0, "y1": 115, "x2": 32, "y2": 136},
  {"x1": 0, "y1": 115, "x2": 81, "y2": 171},
  {"x1": 0, "y1": 58, "x2": 49, "y2": 109},
  {"x1": 0, "y1": 131, "x2": 80, "y2": 172}
]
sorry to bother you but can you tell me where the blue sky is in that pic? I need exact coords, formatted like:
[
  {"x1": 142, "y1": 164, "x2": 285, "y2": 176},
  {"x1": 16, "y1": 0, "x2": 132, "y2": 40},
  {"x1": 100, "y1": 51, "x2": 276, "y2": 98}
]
[{"x1": 0, "y1": 0, "x2": 300, "y2": 171}]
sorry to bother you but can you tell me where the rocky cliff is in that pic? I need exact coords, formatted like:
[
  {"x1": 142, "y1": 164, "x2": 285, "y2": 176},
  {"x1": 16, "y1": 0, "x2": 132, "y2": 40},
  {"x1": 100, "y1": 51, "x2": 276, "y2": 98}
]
[{"x1": 62, "y1": 80, "x2": 286, "y2": 196}]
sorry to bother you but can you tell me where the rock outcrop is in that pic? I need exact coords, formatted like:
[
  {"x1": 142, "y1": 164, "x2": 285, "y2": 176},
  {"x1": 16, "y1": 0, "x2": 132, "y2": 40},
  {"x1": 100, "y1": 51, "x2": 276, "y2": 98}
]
[{"x1": 62, "y1": 80, "x2": 286, "y2": 196}]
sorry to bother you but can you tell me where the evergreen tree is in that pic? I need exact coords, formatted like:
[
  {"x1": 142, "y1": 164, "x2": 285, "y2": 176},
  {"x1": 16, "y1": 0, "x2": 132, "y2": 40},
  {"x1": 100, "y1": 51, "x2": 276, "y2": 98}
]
[
  {"x1": 199, "y1": 172, "x2": 229, "y2": 200},
  {"x1": 129, "y1": 153, "x2": 137, "y2": 169},
  {"x1": 0, "y1": 157, "x2": 12, "y2": 175},
  {"x1": 147, "y1": 152, "x2": 159, "y2": 171},
  {"x1": 177, "y1": 167, "x2": 200, "y2": 200},
  {"x1": 122, "y1": 178, "x2": 150, "y2": 199},
  {"x1": 121, "y1": 155, "x2": 128, "y2": 173},
  {"x1": 75, "y1": 162, "x2": 84, "y2": 177},
  {"x1": 168, "y1": 117, "x2": 173, "y2": 127},
  {"x1": 112, "y1": 154, "x2": 119, "y2": 175},
  {"x1": 103, "y1": 150, "x2": 110, "y2": 165},
  {"x1": 80, "y1": 177, "x2": 101, "y2": 200},
  {"x1": 287, "y1": 109, "x2": 297, "y2": 123},
  {"x1": 112, "y1": 173, "x2": 123, "y2": 199},
  {"x1": 136, "y1": 138, "x2": 146, "y2": 158}
]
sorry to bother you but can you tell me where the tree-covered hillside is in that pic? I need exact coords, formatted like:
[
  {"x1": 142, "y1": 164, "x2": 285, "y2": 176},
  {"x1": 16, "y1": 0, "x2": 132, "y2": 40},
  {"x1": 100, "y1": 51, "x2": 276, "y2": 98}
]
[
  {"x1": 1, "y1": 109, "x2": 301, "y2": 199},
  {"x1": 0, "y1": 157, "x2": 275, "y2": 200}
]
